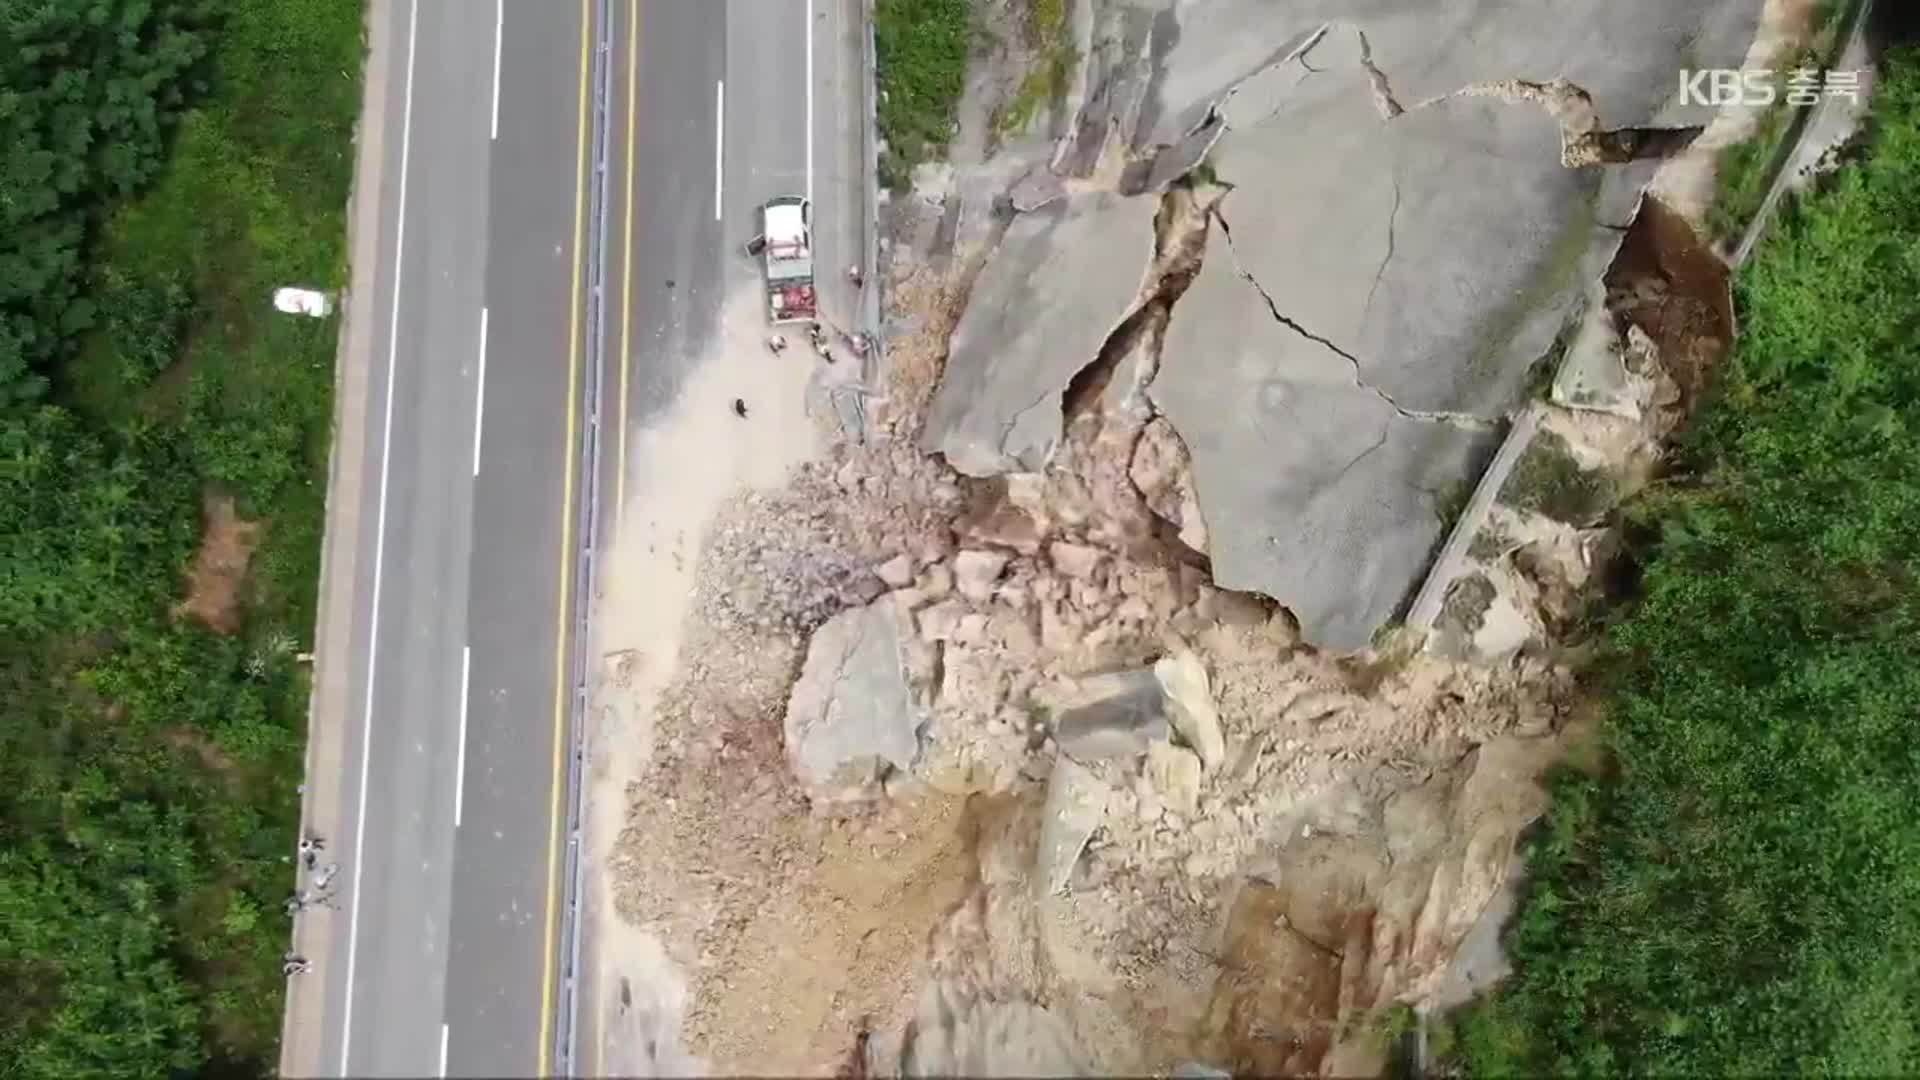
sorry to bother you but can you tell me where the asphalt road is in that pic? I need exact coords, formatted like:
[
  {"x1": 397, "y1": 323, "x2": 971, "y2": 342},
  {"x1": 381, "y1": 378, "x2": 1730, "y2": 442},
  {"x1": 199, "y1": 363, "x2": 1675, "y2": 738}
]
[
  {"x1": 306, "y1": 0, "x2": 835, "y2": 1075},
  {"x1": 313, "y1": 0, "x2": 590, "y2": 1076}
]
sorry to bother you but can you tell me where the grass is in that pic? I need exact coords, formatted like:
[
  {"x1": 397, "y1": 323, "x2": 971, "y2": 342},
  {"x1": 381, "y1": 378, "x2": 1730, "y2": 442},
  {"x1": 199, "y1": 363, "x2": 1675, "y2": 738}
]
[
  {"x1": 1706, "y1": 79, "x2": 1797, "y2": 241},
  {"x1": 1708, "y1": 0, "x2": 1863, "y2": 240},
  {"x1": 993, "y1": 0, "x2": 1078, "y2": 138},
  {"x1": 8, "y1": 0, "x2": 361, "y2": 1072},
  {"x1": 1453, "y1": 48, "x2": 1920, "y2": 1076},
  {"x1": 875, "y1": 0, "x2": 973, "y2": 189}
]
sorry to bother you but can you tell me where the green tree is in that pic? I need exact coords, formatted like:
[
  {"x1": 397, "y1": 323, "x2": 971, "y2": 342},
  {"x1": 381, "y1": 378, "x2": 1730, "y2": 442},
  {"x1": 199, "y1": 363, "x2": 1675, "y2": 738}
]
[{"x1": 0, "y1": 0, "x2": 215, "y2": 405}]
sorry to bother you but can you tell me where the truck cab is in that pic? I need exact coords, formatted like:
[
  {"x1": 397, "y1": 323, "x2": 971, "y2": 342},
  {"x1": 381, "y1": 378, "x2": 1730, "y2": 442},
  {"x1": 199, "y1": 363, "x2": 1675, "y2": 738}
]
[{"x1": 760, "y1": 195, "x2": 817, "y2": 324}]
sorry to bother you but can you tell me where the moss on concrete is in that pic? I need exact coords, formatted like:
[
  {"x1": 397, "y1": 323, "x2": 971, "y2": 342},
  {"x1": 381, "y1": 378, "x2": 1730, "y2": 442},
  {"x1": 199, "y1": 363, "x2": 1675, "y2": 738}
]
[{"x1": 1500, "y1": 428, "x2": 1615, "y2": 524}]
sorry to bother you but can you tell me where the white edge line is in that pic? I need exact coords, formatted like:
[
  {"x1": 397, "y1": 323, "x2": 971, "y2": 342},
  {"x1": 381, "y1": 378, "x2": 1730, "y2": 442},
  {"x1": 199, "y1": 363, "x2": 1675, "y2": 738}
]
[
  {"x1": 490, "y1": 0, "x2": 503, "y2": 140},
  {"x1": 714, "y1": 79, "x2": 725, "y2": 222},
  {"x1": 455, "y1": 646, "x2": 471, "y2": 827},
  {"x1": 472, "y1": 307, "x2": 488, "y2": 477},
  {"x1": 439, "y1": 1021, "x2": 450, "y2": 1078},
  {"x1": 341, "y1": 0, "x2": 419, "y2": 1071},
  {"x1": 804, "y1": 0, "x2": 814, "y2": 207}
]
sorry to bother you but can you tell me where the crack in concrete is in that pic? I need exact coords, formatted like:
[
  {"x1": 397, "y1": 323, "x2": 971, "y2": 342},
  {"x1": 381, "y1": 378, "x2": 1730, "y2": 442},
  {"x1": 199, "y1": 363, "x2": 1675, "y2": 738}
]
[
  {"x1": 1361, "y1": 176, "x2": 1401, "y2": 323},
  {"x1": 1327, "y1": 425, "x2": 1391, "y2": 489},
  {"x1": 1212, "y1": 206, "x2": 1496, "y2": 431},
  {"x1": 1292, "y1": 23, "x2": 1333, "y2": 74},
  {"x1": 996, "y1": 384, "x2": 1061, "y2": 464},
  {"x1": 1438, "y1": 78, "x2": 1702, "y2": 166},
  {"x1": 1356, "y1": 30, "x2": 1405, "y2": 120}
]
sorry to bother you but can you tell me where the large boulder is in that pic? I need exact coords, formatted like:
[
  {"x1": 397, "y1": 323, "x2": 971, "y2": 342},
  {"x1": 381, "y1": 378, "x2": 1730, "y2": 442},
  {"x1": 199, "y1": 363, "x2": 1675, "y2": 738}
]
[{"x1": 783, "y1": 601, "x2": 921, "y2": 799}]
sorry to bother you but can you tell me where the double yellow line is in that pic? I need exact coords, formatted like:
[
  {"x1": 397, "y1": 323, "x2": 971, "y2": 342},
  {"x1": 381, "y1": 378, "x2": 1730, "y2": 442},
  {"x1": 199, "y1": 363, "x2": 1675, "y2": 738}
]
[{"x1": 539, "y1": 0, "x2": 637, "y2": 1074}]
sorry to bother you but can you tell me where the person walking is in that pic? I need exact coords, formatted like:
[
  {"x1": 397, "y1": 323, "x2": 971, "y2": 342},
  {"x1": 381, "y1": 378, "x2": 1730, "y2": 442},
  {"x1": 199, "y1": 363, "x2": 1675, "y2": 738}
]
[{"x1": 766, "y1": 333, "x2": 788, "y2": 355}]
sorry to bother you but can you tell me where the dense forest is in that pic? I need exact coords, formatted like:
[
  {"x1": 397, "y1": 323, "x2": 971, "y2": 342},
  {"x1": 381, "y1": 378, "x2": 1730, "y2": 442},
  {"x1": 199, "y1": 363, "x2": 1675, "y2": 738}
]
[
  {"x1": 1458, "y1": 48, "x2": 1920, "y2": 1075},
  {"x1": 0, "y1": 1, "x2": 359, "y2": 1075}
]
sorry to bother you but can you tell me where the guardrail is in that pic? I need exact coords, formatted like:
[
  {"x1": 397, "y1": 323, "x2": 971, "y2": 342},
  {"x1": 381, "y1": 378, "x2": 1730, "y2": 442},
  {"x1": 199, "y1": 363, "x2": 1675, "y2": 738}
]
[{"x1": 555, "y1": 0, "x2": 614, "y2": 1073}]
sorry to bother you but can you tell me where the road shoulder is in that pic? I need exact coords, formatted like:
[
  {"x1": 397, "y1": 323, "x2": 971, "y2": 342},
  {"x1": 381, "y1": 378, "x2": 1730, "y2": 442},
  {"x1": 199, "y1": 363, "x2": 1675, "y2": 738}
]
[{"x1": 279, "y1": 0, "x2": 393, "y2": 1074}]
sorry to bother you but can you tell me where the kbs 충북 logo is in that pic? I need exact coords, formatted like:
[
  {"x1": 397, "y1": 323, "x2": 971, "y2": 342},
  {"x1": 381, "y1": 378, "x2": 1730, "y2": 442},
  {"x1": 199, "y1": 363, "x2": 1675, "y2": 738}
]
[{"x1": 1679, "y1": 68, "x2": 1863, "y2": 107}]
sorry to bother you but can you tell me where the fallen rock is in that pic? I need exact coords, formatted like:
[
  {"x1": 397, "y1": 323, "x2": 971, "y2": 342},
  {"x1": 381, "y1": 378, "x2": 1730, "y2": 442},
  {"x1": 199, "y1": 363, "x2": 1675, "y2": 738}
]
[
  {"x1": 875, "y1": 553, "x2": 916, "y2": 588},
  {"x1": 1147, "y1": 740, "x2": 1203, "y2": 818},
  {"x1": 1048, "y1": 540, "x2": 1106, "y2": 580},
  {"x1": 1154, "y1": 650, "x2": 1226, "y2": 772},
  {"x1": 1129, "y1": 417, "x2": 1210, "y2": 555},
  {"x1": 917, "y1": 599, "x2": 968, "y2": 643},
  {"x1": 1037, "y1": 756, "x2": 1110, "y2": 896},
  {"x1": 953, "y1": 550, "x2": 1010, "y2": 603},
  {"x1": 784, "y1": 602, "x2": 920, "y2": 799},
  {"x1": 919, "y1": 563, "x2": 954, "y2": 600},
  {"x1": 1052, "y1": 669, "x2": 1170, "y2": 763},
  {"x1": 957, "y1": 499, "x2": 1045, "y2": 555}
]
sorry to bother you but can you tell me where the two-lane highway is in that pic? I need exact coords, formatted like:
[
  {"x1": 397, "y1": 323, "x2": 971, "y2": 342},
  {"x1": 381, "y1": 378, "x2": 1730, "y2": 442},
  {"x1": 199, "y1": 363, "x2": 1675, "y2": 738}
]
[
  {"x1": 296, "y1": 0, "x2": 850, "y2": 1074},
  {"x1": 309, "y1": 0, "x2": 590, "y2": 1076}
]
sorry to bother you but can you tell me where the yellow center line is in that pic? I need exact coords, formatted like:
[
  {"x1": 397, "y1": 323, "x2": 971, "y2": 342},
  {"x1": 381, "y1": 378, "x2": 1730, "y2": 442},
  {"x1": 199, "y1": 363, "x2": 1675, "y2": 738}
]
[
  {"x1": 617, "y1": 0, "x2": 636, "y2": 517},
  {"x1": 539, "y1": 0, "x2": 592, "y2": 1073}
]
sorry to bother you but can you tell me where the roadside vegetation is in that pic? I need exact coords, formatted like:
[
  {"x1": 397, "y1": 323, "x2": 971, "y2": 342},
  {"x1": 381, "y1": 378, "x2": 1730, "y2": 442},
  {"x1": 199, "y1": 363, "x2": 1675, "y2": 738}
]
[
  {"x1": 0, "y1": 0, "x2": 360, "y2": 1075},
  {"x1": 1707, "y1": 0, "x2": 1855, "y2": 240},
  {"x1": 1454, "y1": 48, "x2": 1920, "y2": 1075},
  {"x1": 993, "y1": 0, "x2": 1078, "y2": 138},
  {"x1": 875, "y1": 0, "x2": 973, "y2": 189}
]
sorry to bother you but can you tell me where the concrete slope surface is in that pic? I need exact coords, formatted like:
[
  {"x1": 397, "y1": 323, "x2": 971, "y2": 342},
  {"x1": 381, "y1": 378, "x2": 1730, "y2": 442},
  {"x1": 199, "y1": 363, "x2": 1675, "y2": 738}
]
[{"x1": 919, "y1": 0, "x2": 1762, "y2": 649}]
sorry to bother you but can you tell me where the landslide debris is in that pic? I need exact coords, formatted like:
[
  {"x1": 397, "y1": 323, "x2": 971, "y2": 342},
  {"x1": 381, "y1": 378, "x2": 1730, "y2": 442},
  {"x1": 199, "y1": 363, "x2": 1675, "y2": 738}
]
[{"x1": 594, "y1": 0, "x2": 1774, "y2": 1074}]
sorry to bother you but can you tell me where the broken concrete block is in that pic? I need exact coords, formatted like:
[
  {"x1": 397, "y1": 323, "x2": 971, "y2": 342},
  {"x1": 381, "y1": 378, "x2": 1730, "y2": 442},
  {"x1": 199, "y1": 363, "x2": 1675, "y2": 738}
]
[
  {"x1": 1147, "y1": 740, "x2": 1203, "y2": 818},
  {"x1": 1052, "y1": 669, "x2": 1169, "y2": 763},
  {"x1": 784, "y1": 602, "x2": 919, "y2": 799},
  {"x1": 1048, "y1": 541, "x2": 1105, "y2": 580},
  {"x1": 952, "y1": 550, "x2": 1010, "y2": 603},
  {"x1": 1154, "y1": 650, "x2": 1225, "y2": 773},
  {"x1": 922, "y1": 192, "x2": 1158, "y2": 477},
  {"x1": 1037, "y1": 756, "x2": 1109, "y2": 896},
  {"x1": 875, "y1": 553, "x2": 916, "y2": 588}
]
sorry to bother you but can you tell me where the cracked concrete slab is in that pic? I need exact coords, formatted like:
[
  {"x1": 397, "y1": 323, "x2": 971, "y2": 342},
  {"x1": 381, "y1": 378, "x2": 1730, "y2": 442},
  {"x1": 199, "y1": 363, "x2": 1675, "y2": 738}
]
[
  {"x1": 922, "y1": 0, "x2": 1760, "y2": 649},
  {"x1": 923, "y1": 192, "x2": 1158, "y2": 476},
  {"x1": 1153, "y1": 217, "x2": 1498, "y2": 651}
]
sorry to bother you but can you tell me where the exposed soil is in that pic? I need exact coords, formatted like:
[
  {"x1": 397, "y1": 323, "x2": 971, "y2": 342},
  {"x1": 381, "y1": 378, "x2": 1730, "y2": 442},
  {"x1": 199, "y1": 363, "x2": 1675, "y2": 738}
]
[
  {"x1": 1603, "y1": 197, "x2": 1734, "y2": 417},
  {"x1": 176, "y1": 493, "x2": 262, "y2": 634}
]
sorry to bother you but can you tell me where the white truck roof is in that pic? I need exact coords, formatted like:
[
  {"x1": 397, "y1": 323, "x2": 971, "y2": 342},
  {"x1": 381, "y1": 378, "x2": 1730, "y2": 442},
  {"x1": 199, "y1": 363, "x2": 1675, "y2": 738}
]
[{"x1": 764, "y1": 200, "x2": 807, "y2": 242}]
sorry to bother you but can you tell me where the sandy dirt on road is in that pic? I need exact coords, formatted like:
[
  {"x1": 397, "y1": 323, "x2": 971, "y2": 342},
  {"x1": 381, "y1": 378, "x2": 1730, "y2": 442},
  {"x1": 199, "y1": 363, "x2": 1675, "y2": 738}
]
[{"x1": 587, "y1": 287, "x2": 827, "y2": 1075}]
